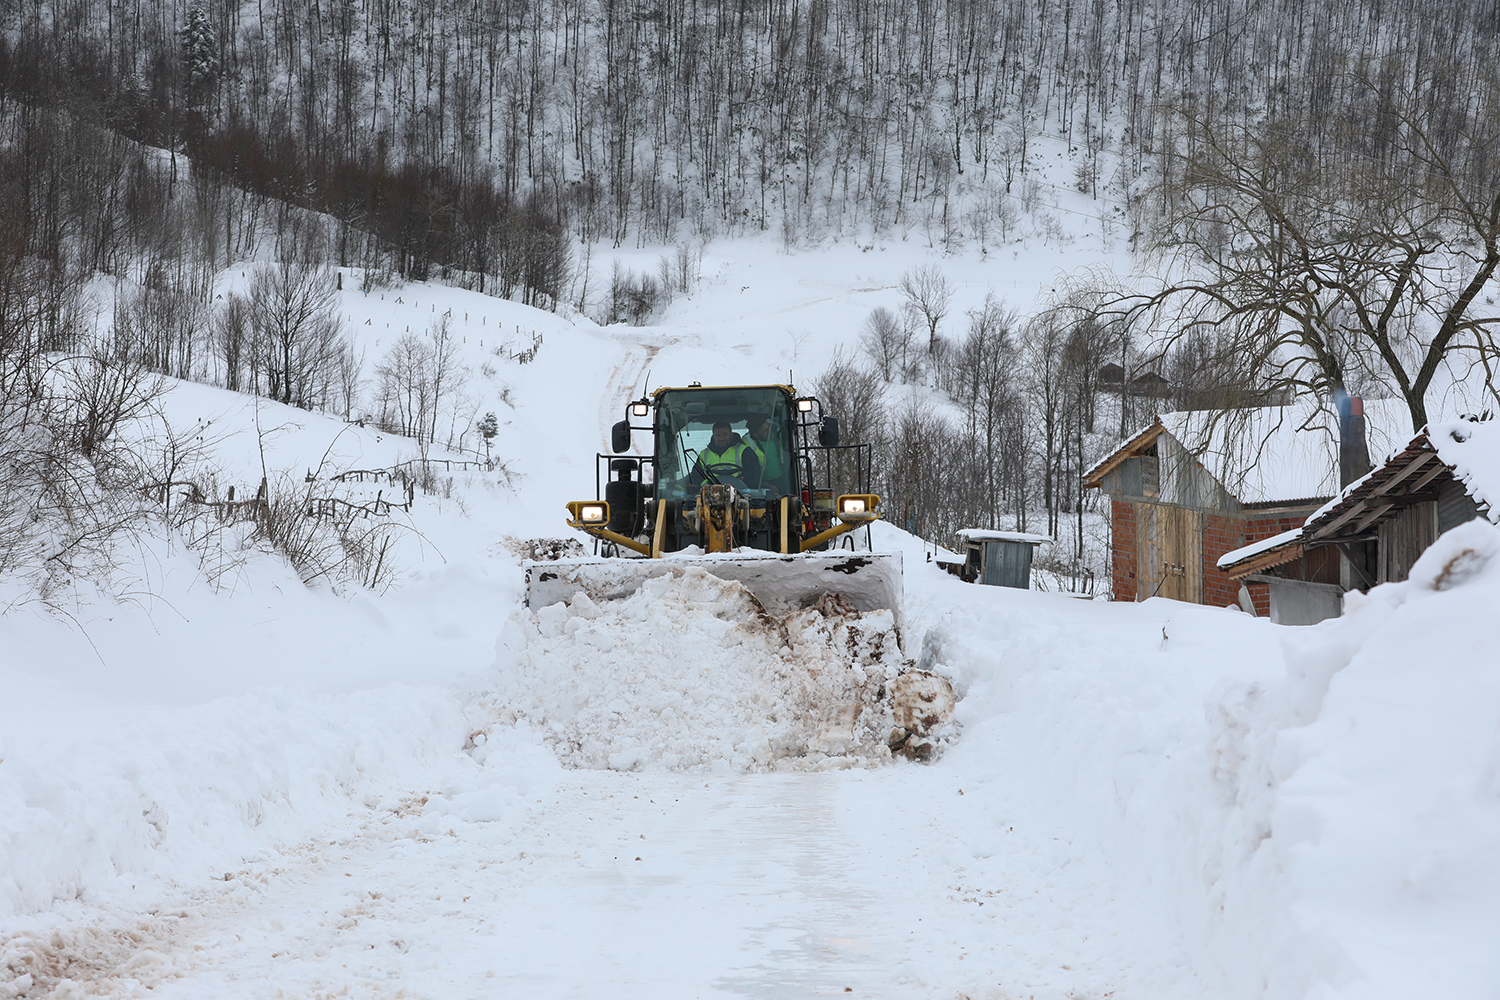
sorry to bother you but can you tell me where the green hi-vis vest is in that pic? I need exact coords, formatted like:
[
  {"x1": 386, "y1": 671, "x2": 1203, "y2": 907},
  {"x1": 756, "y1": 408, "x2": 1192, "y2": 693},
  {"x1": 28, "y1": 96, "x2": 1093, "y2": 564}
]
[
  {"x1": 701, "y1": 439, "x2": 745, "y2": 469},
  {"x1": 745, "y1": 436, "x2": 783, "y2": 479}
]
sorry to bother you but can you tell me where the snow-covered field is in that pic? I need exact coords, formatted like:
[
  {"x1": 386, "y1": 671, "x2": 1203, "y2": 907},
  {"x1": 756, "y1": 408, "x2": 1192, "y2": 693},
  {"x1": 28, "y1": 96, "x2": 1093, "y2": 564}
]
[{"x1": 3, "y1": 240, "x2": 1499, "y2": 998}]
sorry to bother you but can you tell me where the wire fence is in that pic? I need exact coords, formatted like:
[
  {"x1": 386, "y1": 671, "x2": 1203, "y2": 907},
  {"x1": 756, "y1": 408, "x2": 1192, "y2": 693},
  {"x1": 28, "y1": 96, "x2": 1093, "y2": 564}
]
[{"x1": 146, "y1": 453, "x2": 494, "y2": 527}]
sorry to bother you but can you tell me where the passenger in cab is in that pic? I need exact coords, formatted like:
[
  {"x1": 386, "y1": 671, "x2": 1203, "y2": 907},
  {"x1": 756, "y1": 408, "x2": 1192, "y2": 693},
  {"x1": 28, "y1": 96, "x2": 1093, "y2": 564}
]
[{"x1": 743, "y1": 415, "x2": 786, "y2": 490}]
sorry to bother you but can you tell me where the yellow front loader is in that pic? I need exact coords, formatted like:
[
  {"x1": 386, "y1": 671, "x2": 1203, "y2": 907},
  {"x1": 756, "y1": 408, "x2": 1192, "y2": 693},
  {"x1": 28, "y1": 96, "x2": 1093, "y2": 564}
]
[{"x1": 525, "y1": 384, "x2": 903, "y2": 620}]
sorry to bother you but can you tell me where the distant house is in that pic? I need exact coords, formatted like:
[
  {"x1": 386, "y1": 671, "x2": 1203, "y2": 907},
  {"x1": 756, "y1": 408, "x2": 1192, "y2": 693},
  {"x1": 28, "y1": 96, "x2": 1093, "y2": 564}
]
[
  {"x1": 1218, "y1": 418, "x2": 1498, "y2": 620},
  {"x1": 1083, "y1": 402, "x2": 1403, "y2": 611},
  {"x1": 1129, "y1": 371, "x2": 1173, "y2": 398},
  {"x1": 1096, "y1": 364, "x2": 1171, "y2": 398}
]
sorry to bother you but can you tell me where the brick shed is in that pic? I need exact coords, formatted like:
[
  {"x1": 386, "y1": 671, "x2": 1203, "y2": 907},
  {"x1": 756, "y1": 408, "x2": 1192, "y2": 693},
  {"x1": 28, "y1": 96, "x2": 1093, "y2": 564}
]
[{"x1": 1083, "y1": 402, "x2": 1404, "y2": 614}]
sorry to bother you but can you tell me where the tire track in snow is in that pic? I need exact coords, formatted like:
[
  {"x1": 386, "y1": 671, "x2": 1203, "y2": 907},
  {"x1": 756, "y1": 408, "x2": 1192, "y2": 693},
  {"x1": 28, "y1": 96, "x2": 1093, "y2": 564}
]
[
  {"x1": 597, "y1": 336, "x2": 664, "y2": 451},
  {"x1": 27, "y1": 768, "x2": 1213, "y2": 1000},
  {"x1": 124, "y1": 773, "x2": 920, "y2": 1000}
]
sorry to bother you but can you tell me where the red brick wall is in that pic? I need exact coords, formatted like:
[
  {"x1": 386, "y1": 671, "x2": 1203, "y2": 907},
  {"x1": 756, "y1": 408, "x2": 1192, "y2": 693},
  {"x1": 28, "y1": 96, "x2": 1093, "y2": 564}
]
[
  {"x1": 1202, "y1": 511, "x2": 1242, "y2": 608},
  {"x1": 1111, "y1": 498, "x2": 1138, "y2": 602},
  {"x1": 1242, "y1": 512, "x2": 1308, "y2": 541},
  {"x1": 1237, "y1": 510, "x2": 1319, "y2": 614},
  {"x1": 1244, "y1": 580, "x2": 1271, "y2": 617}
]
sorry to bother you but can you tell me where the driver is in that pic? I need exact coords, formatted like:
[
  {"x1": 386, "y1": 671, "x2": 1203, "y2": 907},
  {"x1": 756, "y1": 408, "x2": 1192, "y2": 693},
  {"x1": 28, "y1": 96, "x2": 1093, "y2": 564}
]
[{"x1": 693, "y1": 420, "x2": 748, "y2": 483}]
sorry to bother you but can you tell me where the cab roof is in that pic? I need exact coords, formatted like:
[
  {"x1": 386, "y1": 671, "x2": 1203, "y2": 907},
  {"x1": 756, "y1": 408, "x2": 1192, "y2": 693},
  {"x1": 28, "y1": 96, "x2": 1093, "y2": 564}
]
[{"x1": 650, "y1": 384, "x2": 796, "y2": 399}]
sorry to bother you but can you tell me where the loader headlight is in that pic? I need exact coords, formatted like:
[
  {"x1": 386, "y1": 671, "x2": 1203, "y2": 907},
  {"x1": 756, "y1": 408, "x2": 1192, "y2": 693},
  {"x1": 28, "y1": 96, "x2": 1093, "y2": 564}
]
[
  {"x1": 631, "y1": 401, "x2": 650, "y2": 417},
  {"x1": 796, "y1": 398, "x2": 815, "y2": 412},
  {"x1": 567, "y1": 501, "x2": 610, "y2": 526},
  {"x1": 836, "y1": 494, "x2": 879, "y2": 522}
]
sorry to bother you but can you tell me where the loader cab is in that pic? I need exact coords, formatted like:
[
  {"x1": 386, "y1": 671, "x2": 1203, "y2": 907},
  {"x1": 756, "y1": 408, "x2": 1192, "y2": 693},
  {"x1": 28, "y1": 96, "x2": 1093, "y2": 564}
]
[{"x1": 652, "y1": 386, "x2": 797, "y2": 501}]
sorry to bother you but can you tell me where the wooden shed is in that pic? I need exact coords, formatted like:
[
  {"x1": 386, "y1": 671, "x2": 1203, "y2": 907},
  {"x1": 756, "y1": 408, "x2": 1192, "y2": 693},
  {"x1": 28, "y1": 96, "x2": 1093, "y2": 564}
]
[
  {"x1": 1217, "y1": 418, "x2": 1497, "y2": 618},
  {"x1": 952, "y1": 529, "x2": 1051, "y2": 588}
]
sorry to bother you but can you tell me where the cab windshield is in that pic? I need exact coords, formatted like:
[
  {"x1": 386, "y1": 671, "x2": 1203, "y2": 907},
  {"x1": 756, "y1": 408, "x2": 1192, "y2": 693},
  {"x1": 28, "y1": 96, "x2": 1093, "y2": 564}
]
[{"x1": 653, "y1": 387, "x2": 795, "y2": 500}]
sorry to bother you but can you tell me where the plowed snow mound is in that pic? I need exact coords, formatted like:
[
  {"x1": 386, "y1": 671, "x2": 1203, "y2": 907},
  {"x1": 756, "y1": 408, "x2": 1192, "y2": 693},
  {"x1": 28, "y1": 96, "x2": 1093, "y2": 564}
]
[{"x1": 489, "y1": 567, "x2": 910, "y2": 772}]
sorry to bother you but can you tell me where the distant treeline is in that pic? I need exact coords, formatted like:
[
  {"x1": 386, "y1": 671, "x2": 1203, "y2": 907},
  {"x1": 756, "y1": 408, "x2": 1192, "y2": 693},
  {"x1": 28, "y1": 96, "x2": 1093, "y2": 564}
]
[
  {"x1": 0, "y1": 31, "x2": 568, "y2": 305},
  {"x1": 7, "y1": 0, "x2": 1500, "y2": 264}
]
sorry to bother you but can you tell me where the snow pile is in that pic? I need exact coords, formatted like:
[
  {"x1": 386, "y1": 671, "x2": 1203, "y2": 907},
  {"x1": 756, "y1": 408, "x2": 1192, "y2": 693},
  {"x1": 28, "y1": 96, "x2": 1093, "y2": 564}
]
[
  {"x1": 489, "y1": 567, "x2": 916, "y2": 772},
  {"x1": 0, "y1": 685, "x2": 471, "y2": 919},
  {"x1": 1204, "y1": 518, "x2": 1500, "y2": 997},
  {"x1": 895, "y1": 517, "x2": 1500, "y2": 998},
  {"x1": 1430, "y1": 417, "x2": 1500, "y2": 516}
]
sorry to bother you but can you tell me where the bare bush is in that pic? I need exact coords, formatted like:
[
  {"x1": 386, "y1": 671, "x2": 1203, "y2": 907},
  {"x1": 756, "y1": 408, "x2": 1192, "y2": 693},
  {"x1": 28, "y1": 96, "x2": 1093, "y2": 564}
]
[
  {"x1": 253, "y1": 473, "x2": 404, "y2": 591},
  {"x1": 60, "y1": 347, "x2": 165, "y2": 460},
  {"x1": 605, "y1": 260, "x2": 666, "y2": 325}
]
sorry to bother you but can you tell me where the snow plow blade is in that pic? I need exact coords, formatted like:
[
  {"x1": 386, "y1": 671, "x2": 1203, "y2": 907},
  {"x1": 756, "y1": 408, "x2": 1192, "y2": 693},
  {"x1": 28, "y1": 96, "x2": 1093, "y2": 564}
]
[{"x1": 525, "y1": 550, "x2": 904, "y2": 624}]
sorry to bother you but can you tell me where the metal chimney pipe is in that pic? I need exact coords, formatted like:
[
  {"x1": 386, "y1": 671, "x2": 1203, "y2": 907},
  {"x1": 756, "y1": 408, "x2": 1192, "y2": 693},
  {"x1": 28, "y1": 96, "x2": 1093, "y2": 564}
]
[{"x1": 1337, "y1": 391, "x2": 1372, "y2": 488}]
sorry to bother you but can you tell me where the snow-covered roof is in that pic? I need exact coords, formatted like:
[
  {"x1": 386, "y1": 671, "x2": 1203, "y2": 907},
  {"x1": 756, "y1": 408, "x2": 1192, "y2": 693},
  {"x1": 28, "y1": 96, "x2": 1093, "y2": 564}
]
[
  {"x1": 956, "y1": 529, "x2": 1052, "y2": 545},
  {"x1": 932, "y1": 544, "x2": 966, "y2": 565},
  {"x1": 1082, "y1": 420, "x2": 1162, "y2": 485},
  {"x1": 1216, "y1": 526, "x2": 1303, "y2": 570},
  {"x1": 1221, "y1": 417, "x2": 1500, "y2": 574},
  {"x1": 1156, "y1": 399, "x2": 1408, "y2": 506},
  {"x1": 1429, "y1": 418, "x2": 1500, "y2": 518}
]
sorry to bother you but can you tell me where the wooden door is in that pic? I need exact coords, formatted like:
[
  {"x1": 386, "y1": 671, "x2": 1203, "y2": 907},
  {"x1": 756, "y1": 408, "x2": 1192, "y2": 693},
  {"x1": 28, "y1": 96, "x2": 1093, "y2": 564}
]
[{"x1": 1137, "y1": 503, "x2": 1203, "y2": 602}]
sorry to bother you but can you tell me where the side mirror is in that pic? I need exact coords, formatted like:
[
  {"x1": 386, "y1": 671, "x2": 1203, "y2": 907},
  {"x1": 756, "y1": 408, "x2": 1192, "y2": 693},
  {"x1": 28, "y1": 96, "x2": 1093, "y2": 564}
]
[
  {"x1": 819, "y1": 416, "x2": 840, "y2": 448},
  {"x1": 611, "y1": 419, "x2": 631, "y2": 453}
]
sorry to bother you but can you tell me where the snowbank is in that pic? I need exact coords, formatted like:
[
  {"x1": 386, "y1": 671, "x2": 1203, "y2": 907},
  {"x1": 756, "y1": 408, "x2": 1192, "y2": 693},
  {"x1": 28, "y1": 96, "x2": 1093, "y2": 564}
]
[
  {"x1": 0, "y1": 684, "x2": 469, "y2": 918},
  {"x1": 5, "y1": 508, "x2": 1499, "y2": 997},
  {"x1": 890, "y1": 517, "x2": 1500, "y2": 998},
  {"x1": 1205, "y1": 519, "x2": 1500, "y2": 997},
  {"x1": 490, "y1": 568, "x2": 913, "y2": 772}
]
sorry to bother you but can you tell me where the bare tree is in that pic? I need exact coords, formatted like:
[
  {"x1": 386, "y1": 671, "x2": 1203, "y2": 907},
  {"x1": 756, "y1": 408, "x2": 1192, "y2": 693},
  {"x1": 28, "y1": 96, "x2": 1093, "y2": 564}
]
[
  {"x1": 335, "y1": 334, "x2": 365, "y2": 420},
  {"x1": 879, "y1": 397, "x2": 957, "y2": 539},
  {"x1": 950, "y1": 296, "x2": 1018, "y2": 529},
  {"x1": 1114, "y1": 76, "x2": 1500, "y2": 432},
  {"x1": 213, "y1": 291, "x2": 251, "y2": 392},
  {"x1": 900, "y1": 265, "x2": 953, "y2": 357},
  {"x1": 859, "y1": 306, "x2": 921, "y2": 383},
  {"x1": 813, "y1": 346, "x2": 886, "y2": 495},
  {"x1": 374, "y1": 332, "x2": 436, "y2": 442},
  {"x1": 426, "y1": 316, "x2": 467, "y2": 446},
  {"x1": 1024, "y1": 310, "x2": 1078, "y2": 538},
  {"x1": 247, "y1": 261, "x2": 344, "y2": 408}
]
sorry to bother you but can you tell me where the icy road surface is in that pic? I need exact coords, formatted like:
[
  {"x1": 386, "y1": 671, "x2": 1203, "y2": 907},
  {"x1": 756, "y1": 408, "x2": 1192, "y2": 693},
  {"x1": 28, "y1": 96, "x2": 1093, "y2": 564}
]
[{"x1": 141, "y1": 768, "x2": 1199, "y2": 999}]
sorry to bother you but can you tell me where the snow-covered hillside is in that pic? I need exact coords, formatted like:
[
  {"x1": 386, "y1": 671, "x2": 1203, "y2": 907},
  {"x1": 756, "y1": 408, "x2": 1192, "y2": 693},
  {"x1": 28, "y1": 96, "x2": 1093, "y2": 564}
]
[{"x1": 2, "y1": 250, "x2": 1499, "y2": 999}]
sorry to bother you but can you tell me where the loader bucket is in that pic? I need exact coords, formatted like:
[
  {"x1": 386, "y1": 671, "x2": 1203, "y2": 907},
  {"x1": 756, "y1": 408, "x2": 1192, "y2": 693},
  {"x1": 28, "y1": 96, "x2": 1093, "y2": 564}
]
[{"x1": 524, "y1": 550, "x2": 905, "y2": 631}]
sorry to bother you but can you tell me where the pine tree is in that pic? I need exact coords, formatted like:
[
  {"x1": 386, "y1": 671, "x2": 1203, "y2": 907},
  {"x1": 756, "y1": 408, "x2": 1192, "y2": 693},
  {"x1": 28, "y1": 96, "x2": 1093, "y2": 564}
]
[
  {"x1": 180, "y1": 3, "x2": 217, "y2": 111},
  {"x1": 478, "y1": 412, "x2": 499, "y2": 462}
]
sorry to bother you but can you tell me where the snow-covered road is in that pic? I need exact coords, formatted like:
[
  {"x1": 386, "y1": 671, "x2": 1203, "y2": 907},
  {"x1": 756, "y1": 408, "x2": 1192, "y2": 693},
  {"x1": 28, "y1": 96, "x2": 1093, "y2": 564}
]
[
  {"x1": 136, "y1": 767, "x2": 1204, "y2": 1000},
  {"x1": 11, "y1": 518, "x2": 1500, "y2": 999}
]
